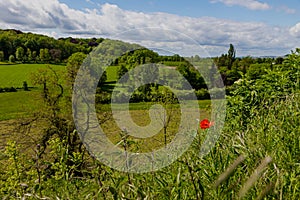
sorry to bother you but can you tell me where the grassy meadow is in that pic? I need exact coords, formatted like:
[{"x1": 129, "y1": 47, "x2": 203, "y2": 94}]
[
  {"x1": 0, "y1": 58, "x2": 299, "y2": 199},
  {"x1": 0, "y1": 63, "x2": 65, "y2": 88}
]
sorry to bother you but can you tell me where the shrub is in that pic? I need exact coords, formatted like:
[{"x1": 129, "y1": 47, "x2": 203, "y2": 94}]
[
  {"x1": 195, "y1": 88, "x2": 210, "y2": 100},
  {"x1": 23, "y1": 81, "x2": 29, "y2": 91},
  {"x1": 9, "y1": 55, "x2": 15, "y2": 63},
  {"x1": 3, "y1": 87, "x2": 17, "y2": 92}
]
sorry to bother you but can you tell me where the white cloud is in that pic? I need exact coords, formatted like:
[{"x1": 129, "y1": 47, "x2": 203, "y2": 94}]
[
  {"x1": 0, "y1": 0, "x2": 298, "y2": 56},
  {"x1": 210, "y1": 0, "x2": 271, "y2": 10},
  {"x1": 277, "y1": 6, "x2": 296, "y2": 14},
  {"x1": 290, "y1": 23, "x2": 300, "y2": 38}
]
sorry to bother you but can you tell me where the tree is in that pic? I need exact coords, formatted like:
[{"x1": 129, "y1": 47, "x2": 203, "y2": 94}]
[
  {"x1": 16, "y1": 47, "x2": 25, "y2": 62},
  {"x1": 27, "y1": 48, "x2": 32, "y2": 62},
  {"x1": 227, "y1": 44, "x2": 236, "y2": 70},
  {"x1": 0, "y1": 51, "x2": 4, "y2": 61},
  {"x1": 39, "y1": 49, "x2": 45, "y2": 62},
  {"x1": 50, "y1": 49, "x2": 62, "y2": 63},
  {"x1": 32, "y1": 51, "x2": 37, "y2": 62},
  {"x1": 156, "y1": 87, "x2": 178, "y2": 147},
  {"x1": 117, "y1": 64, "x2": 129, "y2": 85},
  {"x1": 29, "y1": 66, "x2": 84, "y2": 171},
  {"x1": 66, "y1": 52, "x2": 87, "y2": 89},
  {"x1": 177, "y1": 63, "x2": 206, "y2": 90},
  {"x1": 193, "y1": 55, "x2": 201, "y2": 62},
  {"x1": 40, "y1": 48, "x2": 51, "y2": 63},
  {"x1": 43, "y1": 48, "x2": 51, "y2": 63},
  {"x1": 134, "y1": 63, "x2": 159, "y2": 100},
  {"x1": 239, "y1": 56, "x2": 254, "y2": 74}
]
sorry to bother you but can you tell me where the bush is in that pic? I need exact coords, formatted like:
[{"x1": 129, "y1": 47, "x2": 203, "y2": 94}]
[
  {"x1": 95, "y1": 91, "x2": 112, "y2": 104},
  {"x1": 3, "y1": 87, "x2": 17, "y2": 92},
  {"x1": 195, "y1": 88, "x2": 210, "y2": 100},
  {"x1": 9, "y1": 55, "x2": 15, "y2": 63},
  {"x1": 23, "y1": 81, "x2": 29, "y2": 91}
]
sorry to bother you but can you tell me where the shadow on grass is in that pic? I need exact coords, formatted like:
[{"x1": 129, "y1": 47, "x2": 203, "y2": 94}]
[{"x1": 101, "y1": 81, "x2": 117, "y2": 92}]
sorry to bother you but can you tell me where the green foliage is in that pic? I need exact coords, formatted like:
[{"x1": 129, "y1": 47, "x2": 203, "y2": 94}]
[
  {"x1": 9, "y1": 55, "x2": 15, "y2": 63},
  {"x1": 15, "y1": 47, "x2": 25, "y2": 62},
  {"x1": 117, "y1": 64, "x2": 128, "y2": 80},
  {"x1": 39, "y1": 48, "x2": 51, "y2": 62},
  {"x1": 116, "y1": 48, "x2": 159, "y2": 68},
  {"x1": 22, "y1": 81, "x2": 29, "y2": 91},
  {"x1": 246, "y1": 63, "x2": 270, "y2": 80},
  {"x1": 0, "y1": 29, "x2": 102, "y2": 63},
  {"x1": 66, "y1": 52, "x2": 87, "y2": 88},
  {"x1": 0, "y1": 51, "x2": 4, "y2": 61},
  {"x1": 227, "y1": 43, "x2": 236, "y2": 69},
  {"x1": 176, "y1": 63, "x2": 206, "y2": 90}
]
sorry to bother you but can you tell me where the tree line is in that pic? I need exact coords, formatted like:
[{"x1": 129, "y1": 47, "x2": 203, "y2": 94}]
[{"x1": 0, "y1": 29, "x2": 103, "y2": 63}]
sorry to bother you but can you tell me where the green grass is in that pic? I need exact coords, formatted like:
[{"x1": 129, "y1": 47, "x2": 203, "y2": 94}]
[
  {"x1": 1, "y1": 93, "x2": 298, "y2": 199},
  {"x1": 98, "y1": 99, "x2": 211, "y2": 111},
  {"x1": 0, "y1": 63, "x2": 65, "y2": 121},
  {"x1": 105, "y1": 65, "x2": 119, "y2": 82},
  {"x1": 0, "y1": 63, "x2": 65, "y2": 88},
  {"x1": 0, "y1": 89, "x2": 42, "y2": 121},
  {"x1": 0, "y1": 62, "x2": 14, "y2": 65}
]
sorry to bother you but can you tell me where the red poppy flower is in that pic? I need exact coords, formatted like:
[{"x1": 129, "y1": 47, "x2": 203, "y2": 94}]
[{"x1": 200, "y1": 119, "x2": 213, "y2": 129}]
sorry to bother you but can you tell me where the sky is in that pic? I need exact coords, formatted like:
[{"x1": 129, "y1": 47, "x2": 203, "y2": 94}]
[{"x1": 0, "y1": 0, "x2": 300, "y2": 57}]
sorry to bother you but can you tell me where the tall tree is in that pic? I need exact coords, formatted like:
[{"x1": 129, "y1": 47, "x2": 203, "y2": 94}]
[
  {"x1": 227, "y1": 44, "x2": 236, "y2": 70},
  {"x1": 27, "y1": 48, "x2": 32, "y2": 62}
]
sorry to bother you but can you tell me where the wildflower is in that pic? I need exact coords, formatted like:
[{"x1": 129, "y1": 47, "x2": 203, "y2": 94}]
[{"x1": 200, "y1": 119, "x2": 213, "y2": 129}]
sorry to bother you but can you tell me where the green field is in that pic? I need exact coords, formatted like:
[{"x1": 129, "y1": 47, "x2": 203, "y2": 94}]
[
  {"x1": 0, "y1": 89, "x2": 43, "y2": 121},
  {"x1": 0, "y1": 64, "x2": 66, "y2": 121},
  {"x1": 105, "y1": 65, "x2": 119, "y2": 82},
  {"x1": 0, "y1": 63, "x2": 65, "y2": 88},
  {"x1": 0, "y1": 63, "x2": 211, "y2": 121}
]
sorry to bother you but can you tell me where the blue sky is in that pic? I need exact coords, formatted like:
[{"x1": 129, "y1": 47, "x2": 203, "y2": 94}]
[
  {"x1": 0, "y1": 0, "x2": 299, "y2": 56},
  {"x1": 59, "y1": 0, "x2": 300, "y2": 26}
]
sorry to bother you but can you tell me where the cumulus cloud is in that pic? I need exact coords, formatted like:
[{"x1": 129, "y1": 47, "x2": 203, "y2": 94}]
[
  {"x1": 210, "y1": 0, "x2": 271, "y2": 11},
  {"x1": 0, "y1": 0, "x2": 298, "y2": 56}
]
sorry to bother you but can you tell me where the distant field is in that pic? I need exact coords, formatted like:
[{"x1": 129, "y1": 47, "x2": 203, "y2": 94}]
[
  {"x1": 0, "y1": 63, "x2": 211, "y2": 122},
  {"x1": 0, "y1": 63, "x2": 65, "y2": 88},
  {"x1": 105, "y1": 65, "x2": 119, "y2": 82}
]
